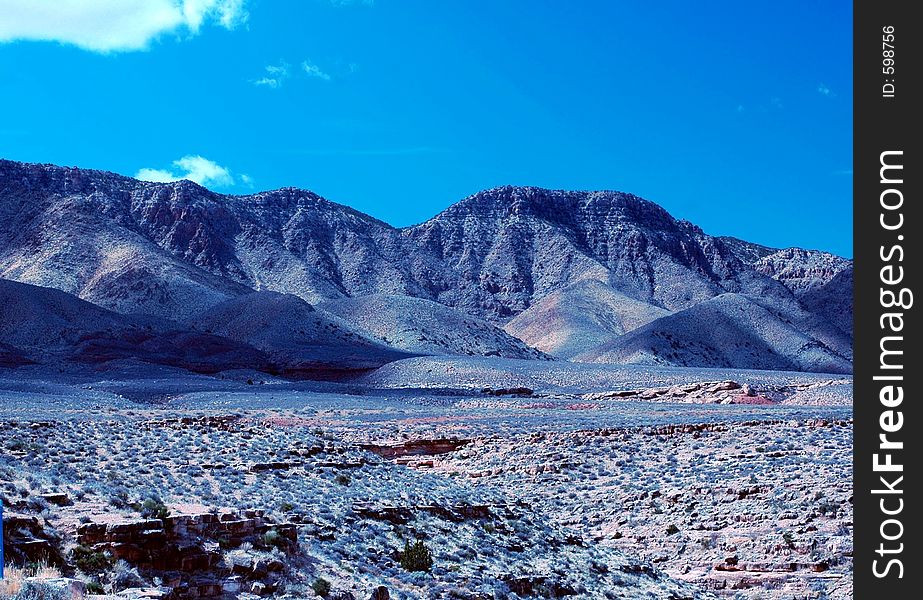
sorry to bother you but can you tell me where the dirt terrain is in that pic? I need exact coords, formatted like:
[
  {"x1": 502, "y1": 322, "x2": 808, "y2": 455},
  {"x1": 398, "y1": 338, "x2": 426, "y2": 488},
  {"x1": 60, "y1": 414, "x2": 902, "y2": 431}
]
[{"x1": 1, "y1": 362, "x2": 851, "y2": 599}]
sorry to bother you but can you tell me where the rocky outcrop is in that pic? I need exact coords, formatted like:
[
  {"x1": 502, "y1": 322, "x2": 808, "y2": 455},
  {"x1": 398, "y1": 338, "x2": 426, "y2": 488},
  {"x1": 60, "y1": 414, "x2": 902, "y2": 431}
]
[
  {"x1": 352, "y1": 502, "x2": 494, "y2": 525},
  {"x1": 359, "y1": 438, "x2": 470, "y2": 459},
  {"x1": 752, "y1": 248, "x2": 851, "y2": 296},
  {"x1": 579, "y1": 379, "x2": 851, "y2": 405},
  {"x1": 2, "y1": 512, "x2": 63, "y2": 565},
  {"x1": 75, "y1": 510, "x2": 297, "y2": 598}
]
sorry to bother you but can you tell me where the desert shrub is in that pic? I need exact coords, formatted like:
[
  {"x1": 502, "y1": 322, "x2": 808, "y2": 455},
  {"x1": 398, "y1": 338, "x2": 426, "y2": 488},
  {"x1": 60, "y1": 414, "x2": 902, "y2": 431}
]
[
  {"x1": 107, "y1": 560, "x2": 143, "y2": 592},
  {"x1": 818, "y1": 502, "x2": 839, "y2": 516},
  {"x1": 71, "y1": 545, "x2": 113, "y2": 574},
  {"x1": 25, "y1": 497, "x2": 49, "y2": 513},
  {"x1": 400, "y1": 540, "x2": 433, "y2": 572},
  {"x1": 107, "y1": 488, "x2": 130, "y2": 509},
  {"x1": 261, "y1": 529, "x2": 287, "y2": 550},
  {"x1": 2, "y1": 563, "x2": 61, "y2": 597},
  {"x1": 311, "y1": 577, "x2": 332, "y2": 597},
  {"x1": 665, "y1": 524, "x2": 680, "y2": 536},
  {"x1": 8, "y1": 580, "x2": 70, "y2": 600},
  {"x1": 140, "y1": 498, "x2": 169, "y2": 520},
  {"x1": 84, "y1": 580, "x2": 105, "y2": 595},
  {"x1": 5, "y1": 440, "x2": 38, "y2": 454},
  {"x1": 335, "y1": 474, "x2": 351, "y2": 486}
]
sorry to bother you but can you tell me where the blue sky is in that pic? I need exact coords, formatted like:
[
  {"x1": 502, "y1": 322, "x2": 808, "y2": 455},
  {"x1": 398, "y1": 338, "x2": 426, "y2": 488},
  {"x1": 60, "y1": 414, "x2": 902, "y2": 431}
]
[{"x1": 0, "y1": 0, "x2": 852, "y2": 256}]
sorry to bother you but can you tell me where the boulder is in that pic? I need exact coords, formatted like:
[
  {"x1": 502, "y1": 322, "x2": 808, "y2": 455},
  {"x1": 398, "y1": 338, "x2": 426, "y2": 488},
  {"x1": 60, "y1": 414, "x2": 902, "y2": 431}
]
[{"x1": 370, "y1": 586, "x2": 390, "y2": 600}]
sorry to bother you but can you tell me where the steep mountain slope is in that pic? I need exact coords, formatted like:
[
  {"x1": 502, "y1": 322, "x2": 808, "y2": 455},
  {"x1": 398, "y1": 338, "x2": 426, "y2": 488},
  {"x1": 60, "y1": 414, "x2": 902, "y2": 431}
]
[
  {"x1": 577, "y1": 293, "x2": 852, "y2": 373},
  {"x1": 0, "y1": 161, "x2": 790, "y2": 322},
  {"x1": 0, "y1": 164, "x2": 250, "y2": 319},
  {"x1": 717, "y1": 236, "x2": 777, "y2": 264},
  {"x1": 403, "y1": 186, "x2": 766, "y2": 321},
  {"x1": 503, "y1": 279, "x2": 670, "y2": 358},
  {"x1": 752, "y1": 248, "x2": 853, "y2": 337},
  {"x1": 194, "y1": 292, "x2": 413, "y2": 374},
  {"x1": 0, "y1": 278, "x2": 271, "y2": 372},
  {"x1": 0, "y1": 159, "x2": 853, "y2": 373},
  {"x1": 718, "y1": 239, "x2": 854, "y2": 337},
  {"x1": 318, "y1": 294, "x2": 547, "y2": 359},
  {"x1": 800, "y1": 266, "x2": 853, "y2": 335}
]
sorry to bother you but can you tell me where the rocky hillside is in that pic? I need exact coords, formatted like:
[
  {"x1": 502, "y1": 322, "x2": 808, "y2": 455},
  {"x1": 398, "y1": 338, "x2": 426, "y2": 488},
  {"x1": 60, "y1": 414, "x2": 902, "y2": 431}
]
[
  {"x1": 576, "y1": 293, "x2": 852, "y2": 373},
  {"x1": 504, "y1": 279, "x2": 670, "y2": 359},
  {"x1": 0, "y1": 159, "x2": 852, "y2": 372},
  {"x1": 318, "y1": 294, "x2": 548, "y2": 360},
  {"x1": 194, "y1": 291, "x2": 415, "y2": 374},
  {"x1": 0, "y1": 279, "x2": 409, "y2": 376},
  {"x1": 752, "y1": 248, "x2": 853, "y2": 337},
  {"x1": 0, "y1": 278, "x2": 271, "y2": 373}
]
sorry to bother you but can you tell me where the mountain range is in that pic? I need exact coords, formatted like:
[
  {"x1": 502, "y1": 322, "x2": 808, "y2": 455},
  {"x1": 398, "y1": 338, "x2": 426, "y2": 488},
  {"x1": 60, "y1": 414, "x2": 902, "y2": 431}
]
[{"x1": 0, "y1": 159, "x2": 852, "y2": 375}]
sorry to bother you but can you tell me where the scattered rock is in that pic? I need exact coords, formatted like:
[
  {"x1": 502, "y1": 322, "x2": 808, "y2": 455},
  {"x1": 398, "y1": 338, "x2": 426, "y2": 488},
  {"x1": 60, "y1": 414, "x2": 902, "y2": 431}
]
[{"x1": 369, "y1": 585, "x2": 390, "y2": 600}]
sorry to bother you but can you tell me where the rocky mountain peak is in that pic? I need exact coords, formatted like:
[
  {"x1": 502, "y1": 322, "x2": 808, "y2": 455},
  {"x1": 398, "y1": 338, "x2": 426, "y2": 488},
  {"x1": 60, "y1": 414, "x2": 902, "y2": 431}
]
[
  {"x1": 0, "y1": 159, "x2": 853, "y2": 372},
  {"x1": 438, "y1": 186, "x2": 678, "y2": 230}
]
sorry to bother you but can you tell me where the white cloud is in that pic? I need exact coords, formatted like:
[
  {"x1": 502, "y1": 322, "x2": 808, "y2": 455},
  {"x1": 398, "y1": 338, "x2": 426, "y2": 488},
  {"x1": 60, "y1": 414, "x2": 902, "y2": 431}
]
[
  {"x1": 252, "y1": 61, "x2": 290, "y2": 88},
  {"x1": 135, "y1": 167, "x2": 181, "y2": 183},
  {"x1": 253, "y1": 58, "x2": 336, "y2": 87},
  {"x1": 817, "y1": 83, "x2": 835, "y2": 97},
  {"x1": 302, "y1": 60, "x2": 331, "y2": 81},
  {"x1": 252, "y1": 77, "x2": 281, "y2": 88},
  {"x1": 0, "y1": 0, "x2": 248, "y2": 53},
  {"x1": 135, "y1": 155, "x2": 241, "y2": 188}
]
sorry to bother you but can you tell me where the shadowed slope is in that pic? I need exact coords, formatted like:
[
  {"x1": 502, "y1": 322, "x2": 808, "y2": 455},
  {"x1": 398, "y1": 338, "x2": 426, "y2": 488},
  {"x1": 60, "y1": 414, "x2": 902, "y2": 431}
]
[
  {"x1": 194, "y1": 291, "x2": 414, "y2": 375},
  {"x1": 576, "y1": 293, "x2": 852, "y2": 374},
  {"x1": 0, "y1": 278, "x2": 271, "y2": 373}
]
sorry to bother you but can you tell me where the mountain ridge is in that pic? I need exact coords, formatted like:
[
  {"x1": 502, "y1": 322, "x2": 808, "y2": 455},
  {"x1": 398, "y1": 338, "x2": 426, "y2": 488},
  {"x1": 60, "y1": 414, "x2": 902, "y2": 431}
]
[{"x1": 0, "y1": 159, "x2": 852, "y2": 373}]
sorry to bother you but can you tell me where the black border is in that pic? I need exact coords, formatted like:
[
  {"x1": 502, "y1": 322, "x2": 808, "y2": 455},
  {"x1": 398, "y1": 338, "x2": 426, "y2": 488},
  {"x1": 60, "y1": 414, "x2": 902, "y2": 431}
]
[{"x1": 854, "y1": 0, "x2": 920, "y2": 595}]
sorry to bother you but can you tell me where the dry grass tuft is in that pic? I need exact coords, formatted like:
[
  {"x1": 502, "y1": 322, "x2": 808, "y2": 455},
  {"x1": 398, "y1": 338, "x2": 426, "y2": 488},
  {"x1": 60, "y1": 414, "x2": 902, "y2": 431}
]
[
  {"x1": 0, "y1": 564, "x2": 26, "y2": 599},
  {"x1": 0, "y1": 562, "x2": 63, "y2": 599}
]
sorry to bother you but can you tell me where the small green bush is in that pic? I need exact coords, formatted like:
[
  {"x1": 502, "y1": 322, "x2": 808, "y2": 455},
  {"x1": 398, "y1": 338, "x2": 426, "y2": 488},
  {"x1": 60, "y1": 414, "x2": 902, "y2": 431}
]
[
  {"x1": 262, "y1": 529, "x2": 287, "y2": 550},
  {"x1": 140, "y1": 498, "x2": 169, "y2": 520},
  {"x1": 665, "y1": 524, "x2": 680, "y2": 536},
  {"x1": 72, "y1": 545, "x2": 113, "y2": 574},
  {"x1": 400, "y1": 540, "x2": 433, "y2": 572},
  {"x1": 86, "y1": 580, "x2": 105, "y2": 595},
  {"x1": 311, "y1": 577, "x2": 332, "y2": 597}
]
